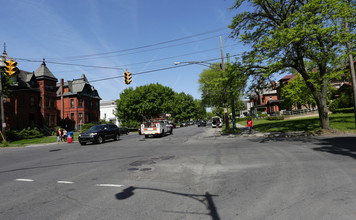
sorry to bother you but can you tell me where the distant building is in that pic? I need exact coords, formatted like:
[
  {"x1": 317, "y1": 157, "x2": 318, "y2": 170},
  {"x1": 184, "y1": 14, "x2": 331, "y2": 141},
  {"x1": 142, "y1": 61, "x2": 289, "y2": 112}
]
[
  {"x1": 100, "y1": 100, "x2": 119, "y2": 126},
  {"x1": 1, "y1": 49, "x2": 101, "y2": 131}
]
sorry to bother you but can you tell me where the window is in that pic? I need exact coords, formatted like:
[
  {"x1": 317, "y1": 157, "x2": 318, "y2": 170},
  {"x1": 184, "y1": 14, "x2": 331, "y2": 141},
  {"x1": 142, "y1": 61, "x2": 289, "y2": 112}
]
[
  {"x1": 45, "y1": 97, "x2": 49, "y2": 107},
  {"x1": 51, "y1": 98, "x2": 55, "y2": 108},
  {"x1": 46, "y1": 115, "x2": 49, "y2": 126},
  {"x1": 78, "y1": 113, "x2": 83, "y2": 123},
  {"x1": 70, "y1": 99, "x2": 74, "y2": 108},
  {"x1": 30, "y1": 97, "x2": 35, "y2": 107},
  {"x1": 78, "y1": 99, "x2": 83, "y2": 108},
  {"x1": 269, "y1": 96, "x2": 273, "y2": 100},
  {"x1": 71, "y1": 113, "x2": 74, "y2": 121},
  {"x1": 51, "y1": 115, "x2": 55, "y2": 126}
]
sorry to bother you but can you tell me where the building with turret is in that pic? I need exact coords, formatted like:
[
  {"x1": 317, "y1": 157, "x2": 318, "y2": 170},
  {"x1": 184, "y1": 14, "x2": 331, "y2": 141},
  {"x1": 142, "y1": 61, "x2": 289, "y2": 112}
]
[{"x1": 0, "y1": 49, "x2": 101, "y2": 131}]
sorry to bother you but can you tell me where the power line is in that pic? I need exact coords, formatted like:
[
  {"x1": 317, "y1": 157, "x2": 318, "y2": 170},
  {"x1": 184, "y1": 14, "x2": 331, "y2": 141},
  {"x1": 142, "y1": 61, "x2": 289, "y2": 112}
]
[{"x1": 19, "y1": 27, "x2": 228, "y2": 61}]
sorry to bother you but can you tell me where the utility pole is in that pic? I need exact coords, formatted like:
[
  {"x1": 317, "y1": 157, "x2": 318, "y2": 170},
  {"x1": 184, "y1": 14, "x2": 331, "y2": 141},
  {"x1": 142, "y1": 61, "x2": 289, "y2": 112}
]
[
  {"x1": 0, "y1": 70, "x2": 6, "y2": 141},
  {"x1": 220, "y1": 36, "x2": 229, "y2": 132},
  {"x1": 344, "y1": 20, "x2": 356, "y2": 128}
]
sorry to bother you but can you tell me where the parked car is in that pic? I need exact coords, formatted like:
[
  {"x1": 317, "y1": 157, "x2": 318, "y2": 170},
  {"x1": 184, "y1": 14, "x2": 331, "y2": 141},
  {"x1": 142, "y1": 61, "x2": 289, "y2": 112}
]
[
  {"x1": 78, "y1": 124, "x2": 120, "y2": 145},
  {"x1": 119, "y1": 127, "x2": 129, "y2": 135},
  {"x1": 188, "y1": 121, "x2": 194, "y2": 125},
  {"x1": 180, "y1": 121, "x2": 188, "y2": 127},
  {"x1": 197, "y1": 120, "x2": 207, "y2": 127}
]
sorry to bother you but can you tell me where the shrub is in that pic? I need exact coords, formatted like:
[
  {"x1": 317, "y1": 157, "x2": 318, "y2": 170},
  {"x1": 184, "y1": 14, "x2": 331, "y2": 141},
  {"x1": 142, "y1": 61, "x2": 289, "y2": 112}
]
[
  {"x1": 81, "y1": 123, "x2": 95, "y2": 132},
  {"x1": 265, "y1": 116, "x2": 285, "y2": 120},
  {"x1": 331, "y1": 107, "x2": 354, "y2": 114},
  {"x1": 5, "y1": 127, "x2": 43, "y2": 142}
]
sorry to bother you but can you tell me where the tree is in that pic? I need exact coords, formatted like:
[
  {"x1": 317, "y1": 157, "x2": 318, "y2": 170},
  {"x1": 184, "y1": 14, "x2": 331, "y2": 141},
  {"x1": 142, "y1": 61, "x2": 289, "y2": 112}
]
[
  {"x1": 198, "y1": 62, "x2": 247, "y2": 129},
  {"x1": 115, "y1": 83, "x2": 175, "y2": 126},
  {"x1": 229, "y1": 0, "x2": 356, "y2": 129},
  {"x1": 281, "y1": 74, "x2": 316, "y2": 110},
  {"x1": 115, "y1": 83, "x2": 205, "y2": 126}
]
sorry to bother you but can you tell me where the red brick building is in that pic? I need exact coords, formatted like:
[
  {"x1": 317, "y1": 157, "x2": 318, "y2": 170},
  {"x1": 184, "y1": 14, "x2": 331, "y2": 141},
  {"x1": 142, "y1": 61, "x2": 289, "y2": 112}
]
[{"x1": 1, "y1": 50, "x2": 101, "y2": 131}]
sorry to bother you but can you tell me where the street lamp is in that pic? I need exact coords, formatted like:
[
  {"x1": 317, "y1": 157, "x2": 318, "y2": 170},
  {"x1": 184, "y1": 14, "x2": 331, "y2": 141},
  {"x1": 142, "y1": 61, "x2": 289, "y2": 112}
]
[{"x1": 174, "y1": 61, "x2": 212, "y2": 68}]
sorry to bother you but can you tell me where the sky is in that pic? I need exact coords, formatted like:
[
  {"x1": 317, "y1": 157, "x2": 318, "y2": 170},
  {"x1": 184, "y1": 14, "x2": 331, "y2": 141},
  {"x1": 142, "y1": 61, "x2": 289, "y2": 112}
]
[{"x1": 2, "y1": 0, "x2": 252, "y2": 101}]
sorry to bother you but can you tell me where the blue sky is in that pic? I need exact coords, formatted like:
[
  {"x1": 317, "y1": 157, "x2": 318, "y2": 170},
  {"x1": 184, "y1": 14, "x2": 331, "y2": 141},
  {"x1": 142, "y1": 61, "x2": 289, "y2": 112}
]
[{"x1": 2, "y1": 0, "x2": 251, "y2": 101}]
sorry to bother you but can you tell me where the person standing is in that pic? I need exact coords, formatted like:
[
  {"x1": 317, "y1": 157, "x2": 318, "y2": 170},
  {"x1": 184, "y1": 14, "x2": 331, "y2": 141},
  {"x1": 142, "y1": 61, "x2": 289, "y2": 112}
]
[
  {"x1": 62, "y1": 129, "x2": 67, "y2": 142},
  {"x1": 246, "y1": 118, "x2": 253, "y2": 134},
  {"x1": 56, "y1": 128, "x2": 62, "y2": 144}
]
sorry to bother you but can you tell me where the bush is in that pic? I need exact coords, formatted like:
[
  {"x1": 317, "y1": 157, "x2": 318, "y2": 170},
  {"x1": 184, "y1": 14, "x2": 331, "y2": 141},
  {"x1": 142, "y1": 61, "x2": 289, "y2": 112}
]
[
  {"x1": 329, "y1": 99, "x2": 340, "y2": 113},
  {"x1": 5, "y1": 127, "x2": 43, "y2": 142},
  {"x1": 81, "y1": 123, "x2": 95, "y2": 132},
  {"x1": 331, "y1": 107, "x2": 354, "y2": 114},
  {"x1": 265, "y1": 116, "x2": 285, "y2": 120}
]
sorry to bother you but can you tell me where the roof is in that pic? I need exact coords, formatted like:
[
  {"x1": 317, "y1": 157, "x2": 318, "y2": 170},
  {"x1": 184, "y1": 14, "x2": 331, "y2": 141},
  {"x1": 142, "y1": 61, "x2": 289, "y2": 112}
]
[
  {"x1": 34, "y1": 60, "x2": 57, "y2": 82},
  {"x1": 56, "y1": 74, "x2": 101, "y2": 99}
]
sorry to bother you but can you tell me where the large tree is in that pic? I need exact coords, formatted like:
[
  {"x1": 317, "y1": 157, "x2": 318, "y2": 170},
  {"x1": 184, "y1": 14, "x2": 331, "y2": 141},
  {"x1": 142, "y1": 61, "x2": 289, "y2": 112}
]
[
  {"x1": 115, "y1": 83, "x2": 175, "y2": 126},
  {"x1": 115, "y1": 83, "x2": 205, "y2": 126},
  {"x1": 229, "y1": 0, "x2": 356, "y2": 129}
]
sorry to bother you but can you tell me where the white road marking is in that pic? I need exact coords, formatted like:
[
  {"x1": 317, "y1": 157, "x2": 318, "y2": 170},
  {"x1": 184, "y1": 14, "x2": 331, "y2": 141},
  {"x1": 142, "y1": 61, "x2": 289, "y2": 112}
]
[
  {"x1": 57, "y1": 181, "x2": 74, "y2": 184},
  {"x1": 96, "y1": 184, "x2": 123, "y2": 188},
  {"x1": 16, "y1": 179, "x2": 34, "y2": 182}
]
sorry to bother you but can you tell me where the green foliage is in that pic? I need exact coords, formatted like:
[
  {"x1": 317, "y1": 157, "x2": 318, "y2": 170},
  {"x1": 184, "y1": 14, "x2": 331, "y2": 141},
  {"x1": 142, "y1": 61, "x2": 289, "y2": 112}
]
[
  {"x1": 5, "y1": 127, "x2": 44, "y2": 141},
  {"x1": 115, "y1": 83, "x2": 205, "y2": 124},
  {"x1": 229, "y1": 0, "x2": 356, "y2": 129},
  {"x1": 198, "y1": 62, "x2": 247, "y2": 109},
  {"x1": 265, "y1": 116, "x2": 285, "y2": 121},
  {"x1": 331, "y1": 107, "x2": 354, "y2": 114},
  {"x1": 81, "y1": 123, "x2": 95, "y2": 132}
]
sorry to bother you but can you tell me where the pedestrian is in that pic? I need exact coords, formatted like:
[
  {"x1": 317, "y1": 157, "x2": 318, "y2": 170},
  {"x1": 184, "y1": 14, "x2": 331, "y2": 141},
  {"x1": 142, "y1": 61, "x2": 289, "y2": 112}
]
[
  {"x1": 256, "y1": 113, "x2": 259, "y2": 120},
  {"x1": 56, "y1": 128, "x2": 62, "y2": 144},
  {"x1": 62, "y1": 129, "x2": 67, "y2": 142},
  {"x1": 246, "y1": 118, "x2": 253, "y2": 134}
]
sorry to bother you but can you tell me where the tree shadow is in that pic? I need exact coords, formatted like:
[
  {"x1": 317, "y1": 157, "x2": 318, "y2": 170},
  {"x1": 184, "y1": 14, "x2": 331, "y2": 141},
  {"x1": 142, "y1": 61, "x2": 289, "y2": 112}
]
[
  {"x1": 115, "y1": 186, "x2": 220, "y2": 220},
  {"x1": 312, "y1": 136, "x2": 356, "y2": 160}
]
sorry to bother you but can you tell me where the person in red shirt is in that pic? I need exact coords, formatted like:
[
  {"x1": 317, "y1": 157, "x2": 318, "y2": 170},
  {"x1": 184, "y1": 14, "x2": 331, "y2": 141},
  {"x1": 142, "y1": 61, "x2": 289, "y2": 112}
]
[{"x1": 246, "y1": 118, "x2": 253, "y2": 134}]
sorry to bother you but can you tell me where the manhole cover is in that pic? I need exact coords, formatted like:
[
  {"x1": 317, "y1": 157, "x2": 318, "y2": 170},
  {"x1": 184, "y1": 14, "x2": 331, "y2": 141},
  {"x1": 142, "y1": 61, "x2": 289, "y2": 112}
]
[
  {"x1": 128, "y1": 168, "x2": 139, "y2": 171},
  {"x1": 140, "y1": 168, "x2": 152, "y2": 171},
  {"x1": 129, "y1": 160, "x2": 156, "y2": 166}
]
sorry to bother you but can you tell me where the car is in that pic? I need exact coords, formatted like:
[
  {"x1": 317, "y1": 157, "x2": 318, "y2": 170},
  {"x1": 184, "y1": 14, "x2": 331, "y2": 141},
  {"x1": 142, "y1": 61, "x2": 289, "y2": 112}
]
[
  {"x1": 180, "y1": 121, "x2": 188, "y2": 127},
  {"x1": 197, "y1": 120, "x2": 207, "y2": 127},
  {"x1": 188, "y1": 121, "x2": 194, "y2": 125},
  {"x1": 119, "y1": 127, "x2": 129, "y2": 135},
  {"x1": 78, "y1": 124, "x2": 120, "y2": 145}
]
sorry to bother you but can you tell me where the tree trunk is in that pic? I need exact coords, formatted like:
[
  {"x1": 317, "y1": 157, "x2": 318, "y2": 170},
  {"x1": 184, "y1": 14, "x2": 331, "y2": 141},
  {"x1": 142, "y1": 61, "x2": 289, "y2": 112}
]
[{"x1": 315, "y1": 80, "x2": 331, "y2": 130}]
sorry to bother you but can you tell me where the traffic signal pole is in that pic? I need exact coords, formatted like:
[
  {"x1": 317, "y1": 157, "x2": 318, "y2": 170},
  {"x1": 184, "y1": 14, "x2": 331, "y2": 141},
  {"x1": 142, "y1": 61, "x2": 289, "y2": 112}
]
[{"x1": 0, "y1": 71, "x2": 6, "y2": 141}]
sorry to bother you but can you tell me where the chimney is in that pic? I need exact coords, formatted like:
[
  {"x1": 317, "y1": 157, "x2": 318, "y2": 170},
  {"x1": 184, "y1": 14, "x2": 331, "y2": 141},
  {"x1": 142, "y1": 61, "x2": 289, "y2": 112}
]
[{"x1": 60, "y1": 79, "x2": 64, "y2": 119}]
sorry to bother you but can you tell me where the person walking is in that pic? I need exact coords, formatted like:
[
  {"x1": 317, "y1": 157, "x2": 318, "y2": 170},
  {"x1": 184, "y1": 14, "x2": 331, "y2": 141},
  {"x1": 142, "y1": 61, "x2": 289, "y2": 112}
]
[
  {"x1": 62, "y1": 129, "x2": 67, "y2": 142},
  {"x1": 56, "y1": 128, "x2": 62, "y2": 144},
  {"x1": 246, "y1": 118, "x2": 253, "y2": 134}
]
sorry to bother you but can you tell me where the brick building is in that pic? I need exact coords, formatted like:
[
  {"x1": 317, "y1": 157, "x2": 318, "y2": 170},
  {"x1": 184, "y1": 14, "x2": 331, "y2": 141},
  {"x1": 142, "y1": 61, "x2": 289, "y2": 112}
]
[{"x1": 0, "y1": 50, "x2": 101, "y2": 131}]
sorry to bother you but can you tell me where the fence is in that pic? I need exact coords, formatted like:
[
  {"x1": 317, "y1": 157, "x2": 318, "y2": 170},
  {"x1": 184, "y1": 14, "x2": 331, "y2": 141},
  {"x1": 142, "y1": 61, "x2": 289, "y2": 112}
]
[{"x1": 269, "y1": 108, "x2": 318, "y2": 118}]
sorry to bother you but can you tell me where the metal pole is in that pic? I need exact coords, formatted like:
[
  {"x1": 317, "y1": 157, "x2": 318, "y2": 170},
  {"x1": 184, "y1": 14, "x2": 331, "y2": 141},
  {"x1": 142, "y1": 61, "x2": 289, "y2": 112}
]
[
  {"x1": 0, "y1": 72, "x2": 6, "y2": 141},
  {"x1": 220, "y1": 36, "x2": 229, "y2": 132}
]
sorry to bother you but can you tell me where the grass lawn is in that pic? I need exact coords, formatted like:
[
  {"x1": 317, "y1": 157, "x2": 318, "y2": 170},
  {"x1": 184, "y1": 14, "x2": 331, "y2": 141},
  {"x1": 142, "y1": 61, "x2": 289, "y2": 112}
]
[
  {"x1": 2, "y1": 133, "x2": 80, "y2": 148},
  {"x1": 238, "y1": 113, "x2": 356, "y2": 133}
]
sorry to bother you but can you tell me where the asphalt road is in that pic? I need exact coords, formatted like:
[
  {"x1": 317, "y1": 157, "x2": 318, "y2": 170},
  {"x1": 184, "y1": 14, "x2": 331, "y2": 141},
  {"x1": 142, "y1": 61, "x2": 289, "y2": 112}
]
[{"x1": 0, "y1": 125, "x2": 356, "y2": 220}]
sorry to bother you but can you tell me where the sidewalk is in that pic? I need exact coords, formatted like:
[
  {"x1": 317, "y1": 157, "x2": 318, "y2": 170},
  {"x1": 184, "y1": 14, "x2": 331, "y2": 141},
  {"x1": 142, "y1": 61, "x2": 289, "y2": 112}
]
[{"x1": 232, "y1": 122, "x2": 311, "y2": 138}]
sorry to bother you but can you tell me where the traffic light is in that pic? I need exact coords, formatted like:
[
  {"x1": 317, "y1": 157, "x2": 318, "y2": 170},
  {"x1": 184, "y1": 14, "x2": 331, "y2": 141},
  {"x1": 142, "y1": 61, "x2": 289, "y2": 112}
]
[
  {"x1": 4, "y1": 58, "x2": 18, "y2": 77},
  {"x1": 123, "y1": 69, "x2": 132, "y2": 85}
]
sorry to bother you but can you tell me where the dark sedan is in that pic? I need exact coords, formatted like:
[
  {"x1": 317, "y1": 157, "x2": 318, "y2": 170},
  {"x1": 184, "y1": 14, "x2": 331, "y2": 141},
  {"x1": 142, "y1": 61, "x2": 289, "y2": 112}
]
[{"x1": 79, "y1": 124, "x2": 120, "y2": 145}]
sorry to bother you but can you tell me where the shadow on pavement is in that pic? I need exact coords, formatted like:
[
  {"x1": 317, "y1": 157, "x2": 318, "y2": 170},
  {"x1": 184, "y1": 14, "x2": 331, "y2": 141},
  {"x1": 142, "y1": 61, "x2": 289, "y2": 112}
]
[
  {"x1": 116, "y1": 186, "x2": 220, "y2": 220},
  {"x1": 312, "y1": 136, "x2": 356, "y2": 160}
]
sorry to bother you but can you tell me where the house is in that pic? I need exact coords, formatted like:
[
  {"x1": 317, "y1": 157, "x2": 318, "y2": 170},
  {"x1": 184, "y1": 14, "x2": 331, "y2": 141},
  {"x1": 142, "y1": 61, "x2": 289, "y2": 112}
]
[
  {"x1": 1, "y1": 49, "x2": 101, "y2": 131},
  {"x1": 249, "y1": 81, "x2": 281, "y2": 114},
  {"x1": 100, "y1": 100, "x2": 119, "y2": 126}
]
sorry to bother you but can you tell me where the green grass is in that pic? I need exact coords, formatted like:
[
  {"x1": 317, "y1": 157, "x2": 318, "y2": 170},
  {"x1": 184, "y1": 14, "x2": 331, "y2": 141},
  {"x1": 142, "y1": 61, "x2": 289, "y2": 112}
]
[
  {"x1": 1, "y1": 133, "x2": 80, "y2": 148},
  {"x1": 239, "y1": 113, "x2": 356, "y2": 133}
]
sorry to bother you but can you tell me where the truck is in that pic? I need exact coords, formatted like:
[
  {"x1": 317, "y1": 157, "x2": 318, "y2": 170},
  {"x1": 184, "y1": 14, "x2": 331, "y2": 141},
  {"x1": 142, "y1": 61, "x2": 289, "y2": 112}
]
[
  {"x1": 140, "y1": 118, "x2": 173, "y2": 138},
  {"x1": 212, "y1": 116, "x2": 222, "y2": 128}
]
